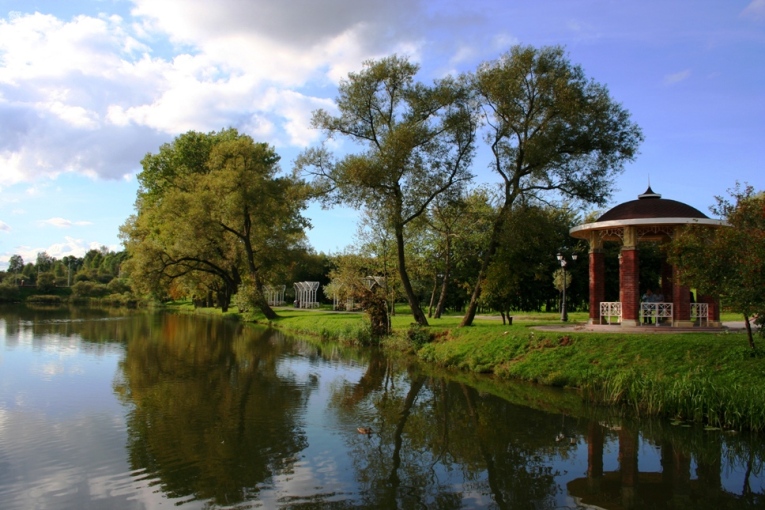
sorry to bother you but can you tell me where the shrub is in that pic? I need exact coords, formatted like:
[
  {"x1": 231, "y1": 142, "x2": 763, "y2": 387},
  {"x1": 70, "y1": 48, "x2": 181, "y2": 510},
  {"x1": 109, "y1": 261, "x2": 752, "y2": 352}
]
[
  {"x1": 71, "y1": 280, "x2": 109, "y2": 298},
  {"x1": 37, "y1": 272, "x2": 56, "y2": 292}
]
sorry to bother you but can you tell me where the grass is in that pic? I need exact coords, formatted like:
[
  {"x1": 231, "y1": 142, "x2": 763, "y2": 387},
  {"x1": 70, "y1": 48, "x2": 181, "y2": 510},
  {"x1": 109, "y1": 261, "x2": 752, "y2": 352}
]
[{"x1": 168, "y1": 301, "x2": 765, "y2": 432}]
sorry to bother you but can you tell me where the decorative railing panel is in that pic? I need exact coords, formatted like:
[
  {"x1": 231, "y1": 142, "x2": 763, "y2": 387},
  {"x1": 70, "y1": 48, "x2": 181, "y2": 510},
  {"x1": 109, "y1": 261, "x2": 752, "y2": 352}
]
[
  {"x1": 691, "y1": 303, "x2": 709, "y2": 326},
  {"x1": 600, "y1": 302, "x2": 622, "y2": 324},
  {"x1": 640, "y1": 302, "x2": 673, "y2": 326}
]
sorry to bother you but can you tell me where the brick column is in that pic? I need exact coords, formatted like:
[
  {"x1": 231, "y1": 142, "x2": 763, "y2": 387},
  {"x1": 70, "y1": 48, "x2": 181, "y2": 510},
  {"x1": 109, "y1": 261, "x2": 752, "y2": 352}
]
[
  {"x1": 672, "y1": 265, "x2": 692, "y2": 326},
  {"x1": 589, "y1": 250, "x2": 605, "y2": 324},
  {"x1": 620, "y1": 247, "x2": 640, "y2": 326},
  {"x1": 699, "y1": 294, "x2": 721, "y2": 327}
]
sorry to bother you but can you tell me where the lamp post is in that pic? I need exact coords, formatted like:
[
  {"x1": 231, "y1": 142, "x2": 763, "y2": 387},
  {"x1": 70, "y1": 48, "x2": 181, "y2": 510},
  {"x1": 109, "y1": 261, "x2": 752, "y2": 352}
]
[{"x1": 557, "y1": 252, "x2": 578, "y2": 322}]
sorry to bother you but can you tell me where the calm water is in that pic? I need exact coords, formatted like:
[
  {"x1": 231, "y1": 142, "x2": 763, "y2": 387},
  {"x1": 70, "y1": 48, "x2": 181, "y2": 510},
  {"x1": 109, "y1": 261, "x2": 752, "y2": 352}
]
[{"x1": 0, "y1": 305, "x2": 763, "y2": 509}]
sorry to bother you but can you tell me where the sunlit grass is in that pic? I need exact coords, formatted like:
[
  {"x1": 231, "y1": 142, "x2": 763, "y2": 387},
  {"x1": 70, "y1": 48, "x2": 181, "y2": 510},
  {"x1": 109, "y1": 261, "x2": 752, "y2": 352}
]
[{"x1": 170, "y1": 300, "x2": 765, "y2": 431}]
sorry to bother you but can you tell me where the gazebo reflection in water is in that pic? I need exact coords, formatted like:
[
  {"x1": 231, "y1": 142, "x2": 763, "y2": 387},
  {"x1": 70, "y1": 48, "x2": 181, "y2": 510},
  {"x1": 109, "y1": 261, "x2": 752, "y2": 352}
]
[{"x1": 567, "y1": 422, "x2": 746, "y2": 509}]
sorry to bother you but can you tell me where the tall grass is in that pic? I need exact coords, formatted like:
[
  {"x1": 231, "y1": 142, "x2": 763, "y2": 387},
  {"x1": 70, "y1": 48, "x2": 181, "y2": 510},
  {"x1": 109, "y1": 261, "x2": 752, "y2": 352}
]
[{"x1": 184, "y1": 303, "x2": 765, "y2": 432}]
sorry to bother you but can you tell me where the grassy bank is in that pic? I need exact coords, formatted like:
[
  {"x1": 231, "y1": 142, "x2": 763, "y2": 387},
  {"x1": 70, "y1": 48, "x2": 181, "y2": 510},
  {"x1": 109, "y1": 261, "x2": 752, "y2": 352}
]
[{"x1": 169, "y1": 303, "x2": 765, "y2": 432}]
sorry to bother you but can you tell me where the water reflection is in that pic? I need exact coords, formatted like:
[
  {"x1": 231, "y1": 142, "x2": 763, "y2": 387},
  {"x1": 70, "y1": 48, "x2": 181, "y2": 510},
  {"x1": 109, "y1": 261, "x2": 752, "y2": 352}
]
[
  {"x1": 0, "y1": 306, "x2": 763, "y2": 509},
  {"x1": 114, "y1": 315, "x2": 312, "y2": 506}
]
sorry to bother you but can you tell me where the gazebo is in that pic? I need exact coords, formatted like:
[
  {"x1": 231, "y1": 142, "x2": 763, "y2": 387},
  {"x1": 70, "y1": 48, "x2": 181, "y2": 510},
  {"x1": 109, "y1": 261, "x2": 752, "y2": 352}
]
[{"x1": 569, "y1": 187, "x2": 726, "y2": 327}]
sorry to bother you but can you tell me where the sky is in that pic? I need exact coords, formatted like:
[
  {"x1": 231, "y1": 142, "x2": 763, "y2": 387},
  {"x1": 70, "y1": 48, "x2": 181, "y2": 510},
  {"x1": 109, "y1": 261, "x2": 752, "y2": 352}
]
[{"x1": 0, "y1": 0, "x2": 763, "y2": 270}]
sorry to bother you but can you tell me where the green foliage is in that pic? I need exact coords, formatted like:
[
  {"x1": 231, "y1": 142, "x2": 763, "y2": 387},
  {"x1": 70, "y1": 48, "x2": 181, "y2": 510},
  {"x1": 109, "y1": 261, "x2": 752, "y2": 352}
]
[
  {"x1": 298, "y1": 55, "x2": 477, "y2": 326},
  {"x1": 36, "y1": 272, "x2": 56, "y2": 292},
  {"x1": 406, "y1": 323, "x2": 433, "y2": 348},
  {"x1": 461, "y1": 45, "x2": 643, "y2": 325},
  {"x1": 668, "y1": 184, "x2": 765, "y2": 349},
  {"x1": 72, "y1": 280, "x2": 109, "y2": 298},
  {"x1": 122, "y1": 128, "x2": 309, "y2": 317},
  {"x1": 26, "y1": 294, "x2": 63, "y2": 304},
  {"x1": 482, "y1": 204, "x2": 580, "y2": 315},
  {"x1": 8, "y1": 254, "x2": 24, "y2": 273},
  {"x1": 0, "y1": 282, "x2": 20, "y2": 302}
]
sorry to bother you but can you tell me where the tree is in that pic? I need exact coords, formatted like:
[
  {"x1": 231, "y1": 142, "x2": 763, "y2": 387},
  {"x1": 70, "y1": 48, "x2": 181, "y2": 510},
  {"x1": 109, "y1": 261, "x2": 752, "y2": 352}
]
[
  {"x1": 36, "y1": 272, "x2": 56, "y2": 292},
  {"x1": 35, "y1": 251, "x2": 54, "y2": 273},
  {"x1": 420, "y1": 189, "x2": 494, "y2": 318},
  {"x1": 482, "y1": 203, "x2": 578, "y2": 321},
  {"x1": 8, "y1": 254, "x2": 24, "y2": 273},
  {"x1": 297, "y1": 55, "x2": 477, "y2": 326},
  {"x1": 460, "y1": 45, "x2": 643, "y2": 326},
  {"x1": 668, "y1": 184, "x2": 765, "y2": 350},
  {"x1": 121, "y1": 129, "x2": 308, "y2": 316}
]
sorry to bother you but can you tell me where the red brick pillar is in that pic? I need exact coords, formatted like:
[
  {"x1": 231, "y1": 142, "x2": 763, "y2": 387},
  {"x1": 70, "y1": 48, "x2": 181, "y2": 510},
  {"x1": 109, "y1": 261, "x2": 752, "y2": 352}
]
[
  {"x1": 699, "y1": 294, "x2": 721, "y2": 325},
  {"x1": 620, "y1": 247, "x2": 640, "y2": 326},
  {"x1": 672, "y1": 265, "x2": 692, "y2": 326},
  {"x1": 589, "y1": 250, "x2": 605, "y2": 324}
]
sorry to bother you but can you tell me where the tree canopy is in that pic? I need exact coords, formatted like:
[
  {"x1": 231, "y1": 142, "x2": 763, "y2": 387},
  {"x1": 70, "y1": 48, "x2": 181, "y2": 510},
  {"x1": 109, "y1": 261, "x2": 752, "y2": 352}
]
[
  {"x1": 668, "y1": 184, "x2": 765, "y2": 349},
  {"x1": 460, "y1": 45, "x2": 643, "y2": 326},
  {"x1": 296, "y1": 55, "x2": 477, "y2": 326},
  {"x1": 121, "y1": 129, "x2": 309, "y2": 316}
]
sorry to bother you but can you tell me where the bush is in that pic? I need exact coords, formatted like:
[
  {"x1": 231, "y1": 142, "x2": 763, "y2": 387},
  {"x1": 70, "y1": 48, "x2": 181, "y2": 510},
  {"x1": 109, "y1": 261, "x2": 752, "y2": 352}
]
[
  {"x1": 107, "y1": 278, "x2": 131, "y2": 294},
  {"x1": 37, "y1": 272, "x2": 56, "y2": 292},
  {"x1": 26, "y1": 294, "x2": 63, "y2": 304},
  {"x1": 0, "y1": 283, "x2": 20, "y2": 302},
  {"x1": 71, "y1": 280, "x2": 109, "y2": 298},
  {"x1": 407, "y1": 323, "x2": 433, "y2": 348}
]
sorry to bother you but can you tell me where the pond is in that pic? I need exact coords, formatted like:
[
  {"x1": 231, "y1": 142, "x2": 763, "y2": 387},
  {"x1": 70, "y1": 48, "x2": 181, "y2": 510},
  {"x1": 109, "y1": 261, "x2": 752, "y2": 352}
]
[{"x1": 0, "y1": 305, "x2": 762, "y2": 509}]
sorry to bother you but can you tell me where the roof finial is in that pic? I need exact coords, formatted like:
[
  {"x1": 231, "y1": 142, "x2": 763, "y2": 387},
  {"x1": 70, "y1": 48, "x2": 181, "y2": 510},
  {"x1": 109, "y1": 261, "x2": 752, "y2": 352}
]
[{"x1": 638, "y1": 177, "x2": 661, "y2": 199}]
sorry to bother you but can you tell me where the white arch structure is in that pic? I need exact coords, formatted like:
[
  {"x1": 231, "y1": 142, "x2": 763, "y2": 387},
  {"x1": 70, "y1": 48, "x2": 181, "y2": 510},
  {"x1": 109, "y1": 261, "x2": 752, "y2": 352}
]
[
  {"x1": 294, "y1": 281, "x2": 320, "y2": 308},
  {"x1": 263, "y1": 285, "x2": 286, "y2": 306}
]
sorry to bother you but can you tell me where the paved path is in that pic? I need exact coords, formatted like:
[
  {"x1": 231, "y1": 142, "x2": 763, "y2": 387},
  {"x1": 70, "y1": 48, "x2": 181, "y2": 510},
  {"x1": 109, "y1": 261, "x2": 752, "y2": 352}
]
[{"x1": 532, "y1": 321, "x2": 750, "y2": 334}]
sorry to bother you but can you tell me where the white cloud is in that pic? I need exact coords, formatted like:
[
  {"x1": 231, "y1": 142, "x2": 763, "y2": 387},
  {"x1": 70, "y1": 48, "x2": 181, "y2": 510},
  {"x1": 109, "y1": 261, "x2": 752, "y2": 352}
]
[
  {"x1": 664, "y1": 69, "x2": 691, "y2": 85},
  {"x1": 0, "y1": 1, "x2": 439, "y2": 184},
  {"x1": 742, "y1": 0, "x2": 765, "y2": 21},
  {"x1": 6, "y1": 237, "x2": 114, "y2": 265},
  {"x1": 0, "y1": 220, "x2": 10, "y2": 232},
  {"x1": 37, "y1": 218, "x2": 93, "y2": 228}
]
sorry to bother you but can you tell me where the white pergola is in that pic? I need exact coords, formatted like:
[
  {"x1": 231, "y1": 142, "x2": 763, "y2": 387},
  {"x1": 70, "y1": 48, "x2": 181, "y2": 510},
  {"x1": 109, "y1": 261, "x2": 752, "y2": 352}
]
[
  {"x1": 263, "y1": 284, "x2": 286, "y2": 306},
  {"x1": 293, "y1": 281, "x2": 320, "y2": 308}
]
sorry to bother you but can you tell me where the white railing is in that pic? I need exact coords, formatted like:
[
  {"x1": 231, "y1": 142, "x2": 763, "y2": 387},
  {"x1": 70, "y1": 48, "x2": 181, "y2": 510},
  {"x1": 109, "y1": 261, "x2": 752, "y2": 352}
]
[
  {"x1": 600, "y1": 302, "x2": 622, "y2": 324},
  {"x1": 691, "y1": 303, "x2": 709, "y2": 326},
  {"x1": 640, "y1": 302, "x2": 673, "y2": 326}
]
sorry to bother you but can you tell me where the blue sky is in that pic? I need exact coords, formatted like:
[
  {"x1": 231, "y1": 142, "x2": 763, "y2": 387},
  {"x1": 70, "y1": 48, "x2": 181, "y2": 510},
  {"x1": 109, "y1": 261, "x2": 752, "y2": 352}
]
[{"x1": 1, "y1": 0, "x2": 763, "y2": 269}]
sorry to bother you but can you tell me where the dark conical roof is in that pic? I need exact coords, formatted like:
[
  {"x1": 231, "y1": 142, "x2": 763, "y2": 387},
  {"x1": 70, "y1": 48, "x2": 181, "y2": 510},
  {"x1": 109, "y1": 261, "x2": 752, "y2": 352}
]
[{"x1": 596, "y1": 187, "x2": 708, "y2": 222}]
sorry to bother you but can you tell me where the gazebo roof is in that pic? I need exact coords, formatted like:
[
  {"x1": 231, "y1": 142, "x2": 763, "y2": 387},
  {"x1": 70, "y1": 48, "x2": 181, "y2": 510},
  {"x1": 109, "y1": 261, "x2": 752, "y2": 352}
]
[
  {"x1": 570, "y1": 187, "x2": 726, "y2": 240},
  {"x1": 596, "y1": 186, "x2": 709, "y2": 222}
]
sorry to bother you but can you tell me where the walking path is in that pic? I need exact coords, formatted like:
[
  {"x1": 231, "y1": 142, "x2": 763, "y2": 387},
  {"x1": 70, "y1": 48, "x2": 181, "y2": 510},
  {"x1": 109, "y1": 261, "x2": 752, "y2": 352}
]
[{"x1": 532, "y1": 321, "x2": 750, "y2": 334}]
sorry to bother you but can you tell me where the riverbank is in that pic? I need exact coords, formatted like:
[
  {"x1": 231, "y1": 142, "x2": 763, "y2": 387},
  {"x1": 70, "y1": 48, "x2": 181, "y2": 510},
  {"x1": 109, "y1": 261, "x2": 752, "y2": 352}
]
[
  {"x1": 417, "y1": 319, "x2": 765, "y2": 432},
  {"x1": 182, "y1": 303, "x2": 765, "y2": 432}
]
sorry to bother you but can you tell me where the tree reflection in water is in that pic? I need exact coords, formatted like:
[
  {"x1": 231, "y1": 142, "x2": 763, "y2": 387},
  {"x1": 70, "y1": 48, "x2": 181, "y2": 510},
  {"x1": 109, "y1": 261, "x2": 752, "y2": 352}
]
[
  {"x1": 106, "y1": 312, "x2": 764, "y2": 509},
  {"x1": 328, "y1": 349, "x2": 764, "y2": 510},
  {"x1": 114, "y1": 314, "x2": 311, "y2": 505}
]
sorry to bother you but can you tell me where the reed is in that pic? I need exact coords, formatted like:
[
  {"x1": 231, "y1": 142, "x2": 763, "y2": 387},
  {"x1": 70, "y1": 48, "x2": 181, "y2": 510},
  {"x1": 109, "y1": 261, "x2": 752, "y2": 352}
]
[{"x1": 207, "y1": 305, "x2": 765, "y2": 431}]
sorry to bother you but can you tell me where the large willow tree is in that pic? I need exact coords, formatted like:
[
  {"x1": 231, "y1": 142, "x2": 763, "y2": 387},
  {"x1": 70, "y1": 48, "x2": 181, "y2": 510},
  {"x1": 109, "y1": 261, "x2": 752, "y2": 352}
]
[
  {"x1": 461, "y1": 45, "x2": 643, "y2": 326},
  {"x1": 121, "y1": 129, "x2": 308, "y2": 317},
  {"x1": 297, "y1": 55, "x2": 477, "y2": 326}
]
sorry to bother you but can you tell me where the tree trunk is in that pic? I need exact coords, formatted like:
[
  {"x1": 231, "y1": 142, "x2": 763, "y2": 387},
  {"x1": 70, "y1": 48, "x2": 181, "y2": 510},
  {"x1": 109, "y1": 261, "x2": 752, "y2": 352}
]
[
  {"x1": 743, "y1": 313, "x2": 756, "y2": 350},
  {"x1": 253, "y1": 273, "x2": 277, "y2": 320},
  {"x1": 434, "y1": 236, "x2": 452, "y2": 319},
  {"x1": 394, "y1": 222, "x2": 429, "y2": 326},
  {"x1": 460, "y1": 217, "x2": 505, "y2": 327},
  {"x1": 427, "y1": 273, "x2": 438, "y2": 318}
]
